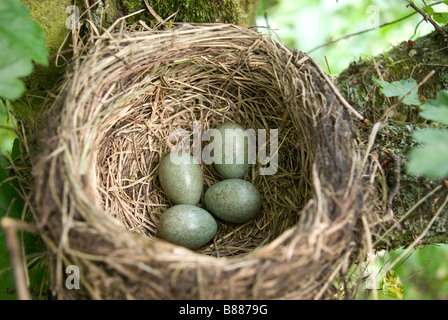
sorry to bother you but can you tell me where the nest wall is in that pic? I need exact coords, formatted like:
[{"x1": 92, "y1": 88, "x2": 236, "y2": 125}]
[{"x1": 32, "y1": 24, "x2": 376, "y2": 299}]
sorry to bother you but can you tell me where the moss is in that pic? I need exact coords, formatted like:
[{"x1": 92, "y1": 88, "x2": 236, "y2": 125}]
[
  {"x1": 19, "y1": 0, "x2": 257, "y2": 107},
  {"x1": 337, "y1": 26, "x2": 448, "y2": 123},
  {"x1": 372, "y1": 121, "x2": 448, "y2": 248},
  {"x1": 20, "y1": 0, "x2": 121, "y2": 99},
  {"x1": 104, "y1": 0, "x2": 123, "y2": 25},
  {"x1": 118, "y1": 0, "x2": 250, "y2": 26},
  {"x1": 375, "y1": 123, "x2": 416, "y2": 158},
  {"x1": 337, "y1": 26, "x2": 448, "y2": 250},
  {"x1": 22, "y1": 0, "x2": 77, "y2": 97},
  {"x1": 92, "y1": 0, "x2": 122, "y2": 28},
  {"x1": 23, "y1": 0, "x2": 74, "y2": 57}
]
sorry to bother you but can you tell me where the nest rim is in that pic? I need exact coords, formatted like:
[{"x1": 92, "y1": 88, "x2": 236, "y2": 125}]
[{"x1": 31, "y1": 23, "x2": 372, "y2": 300}]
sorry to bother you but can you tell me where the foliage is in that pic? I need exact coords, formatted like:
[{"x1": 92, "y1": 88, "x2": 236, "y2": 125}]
[
  {"x1": 257, "y1": 1, "x2": 416, "y2": 73},
  {"x1": 0, "y1": 0, "x2": 48, "y2": 100},
  {"x1": 374, "y1": 77, "x2": 421, "y2": 106},
  {"x1": 0, "y1": 0, "x2": 49, "y2": 300},
  {"x1": 258, "y1": 0, "x2": 448, "y2": 74},
  {"x1": 0, "y1": 101, "x2": 17, "y2": 152},
  {"x1": 382, "y1": 270, "x2": 404, "y2": 299},
  {"x1": 0, "y1": 141, "x2": 21, "y2": 300},
  {"x1": 419, "y1": 89, "x2": 448, "y2": 125},
  {"x1": 0, "y1": 138, "x2": 49, "y2": 300},
  {"x1": 407, "y1": 90, "x2": 448, "y2": 178},
  {"x1": 400, "y1": 0, "x2": 448, "y2": 24},
  {"x1": 422, "y1": 1, "x2": 448, "y2": 24},
  {"x1": 357, "y1": 245, "x2": 448, "y2": 299},
  {"x1": 373, "y1": 77, "x2": 448, "y2": 179}
]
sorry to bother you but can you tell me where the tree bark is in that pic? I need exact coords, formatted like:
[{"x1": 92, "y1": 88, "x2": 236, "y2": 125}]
[
  {"x1": 337, "y1": 27, "x2": 448, "y2": 250},
  {"x1": 22, "y1": 0, "x2": 448, "y2": 250}
]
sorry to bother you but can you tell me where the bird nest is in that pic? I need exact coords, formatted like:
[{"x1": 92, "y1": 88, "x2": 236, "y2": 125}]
[{"x1": 31, "y1": 23, "x2": 377, "y2": 299}]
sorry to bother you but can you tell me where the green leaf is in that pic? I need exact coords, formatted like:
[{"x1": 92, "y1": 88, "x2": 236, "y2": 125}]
[
  {"x1": 382, "y1": 270, "x2": 404, "y2": 300},
  {"x1": 0, "y1": 0, "x2": 48, "y2": 100},
  {"x1": 374, "y1": 78, "x2": 421, "y2": 106},
  {"x1": 423, "y1": 6, "x2": 435, "y2": 15},
  {"x1": 419, "y1": 89, "x2": 448, "y2": 125},
  {"x1": 407, "y1": 128, "x2": 448, "y2": 178},
  {"x1": 433, "y1": 12, "x2": 448, "y2": 24},
  {"x1": 0, "y1": 40, "x2": 33, "y2": 101}
]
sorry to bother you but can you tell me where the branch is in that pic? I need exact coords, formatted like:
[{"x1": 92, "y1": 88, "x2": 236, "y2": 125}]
[
  {"x1": 308, "y1": 0, "x2": 447, "y2": 53},
  {"x1": 308, "y1": 11, "x2": 418, "y2": 53},
  {"x1": 1, "y1": 217, "x2": 38, "y2": 300},
  {"x1": 408, "y1": 1, "x2": 446, "y2": 36}
]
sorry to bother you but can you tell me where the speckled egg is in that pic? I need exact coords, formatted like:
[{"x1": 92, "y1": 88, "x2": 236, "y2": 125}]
[
  {"x1": 158, "y1": 151, "x2": 203, "y2": 205},
  {"x1": 204, "y1": 179, "x2": 262, "y2": 224},
  {"x1": 159, "y1": 204, "x2": 218, "y2": 249},
  {"x1": 213, "y1": 122, "x2": 250, "y2": 179}
]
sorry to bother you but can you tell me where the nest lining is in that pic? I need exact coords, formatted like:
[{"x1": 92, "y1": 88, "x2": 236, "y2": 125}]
[
  {"x1": 32, "y1": 23, "x2": 374, "y2": 299},
  {"x1": 95, "y1": 55, "x2": 308, "y2": 256}
]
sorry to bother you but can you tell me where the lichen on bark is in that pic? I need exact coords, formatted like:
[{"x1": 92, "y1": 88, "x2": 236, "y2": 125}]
[
  {"x1": 337, "y1": 27, "x2": 448, "y2": 123},
  {"x1": 337, "y1": 27, "x2": 448, "y2": 250}
]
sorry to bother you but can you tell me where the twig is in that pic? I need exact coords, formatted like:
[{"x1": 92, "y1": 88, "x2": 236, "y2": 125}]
[
  {"x1": 408, "y1": 1, "x2": 446, "y2": 36},
  {"x1": 401, "y1": 260, "x2": 431, "y2": 282},
  {"x1": 1, "y1": 217, "x2": 33, "y2": 300},
  {"x1": 387, "y1": 194, "x2": 448, "y2": 272},
  {"x1": 373, "y1": 184, "x2": 443, "y2": 248},
  {"x1": 383, "y1": 149, "x2": 403, "y2": 231},
  {"x1": 361, "y1": 122, "x2": 382, "y2": 169},
  {"x1": 84, "y1": 0, "x2": 94, "y2": 39},
  {"x1": 264, "y1": 11, "x2": 271, "y2": 30},
  {"x1": 362, "y1": 215, "x2": 378, "y2": 300},
  {"x1": 308, "y1": 1, "x2": 446, "y2": 53},
  {"x1": 308, "y1": 11, "x2": 417, "y2": 53},
  {"x1": 106, "y1": 9, "x2": 146, "y2": 33},
  {"x1": 324, "y1": 56, "x2": 332, "y2": 75},
  {"x1": 143, "y1": 0, "x2": 164, "y2": 24}
]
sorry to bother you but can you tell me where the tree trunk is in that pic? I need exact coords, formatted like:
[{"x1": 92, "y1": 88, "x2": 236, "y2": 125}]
[
  {"x1": 336, "y1": 27, "x2": 448, "y2": 250},
  {"x1": 22, "y1": 0, "x2": 448, "y2": 250}
]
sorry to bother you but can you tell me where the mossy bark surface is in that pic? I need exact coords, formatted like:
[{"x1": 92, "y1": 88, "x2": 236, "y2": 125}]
[
  {"x1": 337, "y1": 27, "x2": 448, "y2": 250},
  {"x1": 118, "y1": 0, "x2": 257, "y2": 26},
  {"x1": 91, "y1": 0, "x2": 259, "y2": 27},
  {"x1": 22, "y1": 0, "x2": 76, "y2": 98}
]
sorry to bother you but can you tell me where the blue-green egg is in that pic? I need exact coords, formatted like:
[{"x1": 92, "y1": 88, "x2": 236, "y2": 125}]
[
  {"x1": 213, "y1": 122, "x2": 251, "y2": 179},
  {"x1": 159, "y1": 204, "x2": 218, "y2": 249},
  {"x1": 158, "y1": 151, "x2": 203, "y2": 205},
  {"x1": 204, "y1": 179, "x2": 262, "y2": 224}
]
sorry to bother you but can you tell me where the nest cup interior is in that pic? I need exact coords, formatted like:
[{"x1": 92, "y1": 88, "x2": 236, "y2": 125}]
[{"x1": 84, "y1": 25, "x2": 315, "y2": 258}]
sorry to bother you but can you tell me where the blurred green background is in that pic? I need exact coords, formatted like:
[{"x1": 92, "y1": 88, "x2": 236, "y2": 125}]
[
  {"x1": 354, "y1": 245, "x2": 448, "y2": 300},
  {"x1": 257, "y1": 0, "x2": 440, "y2": 74},
  {"x1": 1, "y1": 0, "x2": 447, "y2": 300}
]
